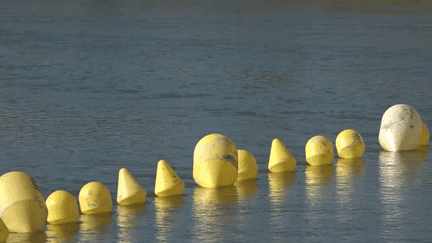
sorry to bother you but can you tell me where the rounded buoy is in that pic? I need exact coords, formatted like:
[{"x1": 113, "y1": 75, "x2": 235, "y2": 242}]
[
  {"x1": 155, "y1": 160, "x2": 185, "y2": 197},
  {"x1": 0, "y1": 171, "x2": 48, "y2": 232},
  {"x1": 379, "y1": 104, "x2": 422, "y2": 151},
  {"x1": 305, "y1": 135, "x2": 334, "y2": 166},
  {"x1": 117, "y1": 168, "x2": 147, "y2": 205},
  {"x1": 237, "y1": 149, "x2": 258, "y2": 181},
  {"x1": 79, "y1": 182, "x2": 112, "y2": 215},
  {"x1": 418, "y1": 122, "x2": 430, "y2": 147},
  {"x1": 335, "y1": 129, "x2": 365, "y2": 159},
  {"x1": 193, "y1": 133, "x2": 238, "y2": 188},
  {"x1": 46, "y1": 190, "x2": 79, "y2": 224},
  {"x1": 268, "y1": 138, "x2": 297, "y2": 172}
]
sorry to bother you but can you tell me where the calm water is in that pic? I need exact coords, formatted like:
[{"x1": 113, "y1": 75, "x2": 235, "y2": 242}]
[{"x1": 1, "y1": 0, "x2": 432, "y2": 242}]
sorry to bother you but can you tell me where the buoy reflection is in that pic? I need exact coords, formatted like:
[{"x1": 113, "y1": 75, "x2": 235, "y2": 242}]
[
  {"x1": 79, "y1": 213, "x2": 112, "y2": 242},
  {"x1": 235, "y1": 179, "x2": 258, "y2": 206},
  {"x1": 45, "y1": 222, "x2": 79, "y2": 243},
  {"x1": 6, "y1": 231, "x2": 46, "y2": 243},
  {"x1": 192, "y1": 186, "x2": 237, "y2": 242},
  {"x1": 155, "y1": 195, "x2": 184, "y2": 243},
  {"x1": 117, "y1": 204, "x2": 146, "y2": 243},
  {"x1": 336, "y1": 158, "x2": 364, "y2": 194}
]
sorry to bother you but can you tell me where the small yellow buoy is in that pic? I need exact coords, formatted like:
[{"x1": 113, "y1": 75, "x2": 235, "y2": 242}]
[
  {"x1": 335, "y1": 129, "x2": 365, "y2": 159},
  {"x1": 379, "y1": 104, "x2": 422, "y2": 151},
  {"x1": 155, "y1": 160, "x2": 185, "y2": 197},
  {"x1": 79, "y1": 181, "x2": 112, "y2": 215},
  {"x1": 237, "y1": 149, "x2": 258, "y2": 181},
  {"x1": 46, "y1": 190, "x2": 79, "y2": 225},
  {"x1": 193, "y1": 133, "x2": 238, "y2": 188},
  {"x1": 0, "y1": 171, "x2": 48, "y2": 233},
  {"x1": 117, "y1": 168, "x2": 147, "y2": 205},
  {"x1": 418, "y1": 122, "x2": 430, "y2": 147},
  {"x1": 305, "y1": 135, "x2": 334, "y2": 166},
  {"x1": 268, "y1": 138, "x2": 297, "y2": 172}
]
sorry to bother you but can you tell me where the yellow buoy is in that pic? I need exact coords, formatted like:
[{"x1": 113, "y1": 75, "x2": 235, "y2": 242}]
[
  {"x1": 117, "y1": 168, "x2": 147, "y2": 205},
  {"x1": 0, "y1": 218, "x2": 9, "y2": 242},
  {"x1": 79, "y1": 182, "x2": 112, "y2": 215},
  {"x1": 193, "y1": 133, "x2": 238, "y2": 188},
  {"x1": 46, "y1": 190, "x2": 79, "y2": 225},
  {"x1": 155, "y1": 160, "x2": 185, "y2": 197},
  {"x1": 268, "y1": 138, "x2": 297, "y2": 172},
  {"x1": 419, "y1": 122, "x2": 430, "y2": 147},
  {"x1": 0, "y1": 171, "x2": 48, "y2": 233},
  {"x1": 335, "y1": 129, "x2": 365, "y2": 159},
  {"x1": 237, "y1": 149, "x2": 258, "y2": 181},
  {"x1": 379, "y1": 104, "x2": 422, "y2": 151},
  {"x1": 305, "y1": 135, "x2": 334, "y2": 166}
]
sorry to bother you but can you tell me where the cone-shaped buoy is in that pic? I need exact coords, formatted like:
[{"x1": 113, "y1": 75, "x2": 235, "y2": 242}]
[
  {"x1": 155, "y1": 160, "x2": 185, "y2": 197},
  {"x1": 0, "y1": 217, "x2": 8, "y2": 242},
  {"x1": 268, "y1": 138, "x2": 297, "y2": 172},
  {"x1": 419, "y1": 122, "x2": 430, "y2": 147},
  {"x1": 0, "y1": 171, "x2": 47, "y2": 233},
  {"x1": 305, "y1": 135, "x2": 334, "y2": 166},
  {"x1": 379, "y1": 104, "x2": 422, "y2": 151},
  {"x1": 335, "y1": 129, "x2": 365, "y2": 159},
  {"x1": 117, "y1": 168, "x2": 147, "y2": 205},
  {"x1": 79, "y1": 181, "x2": 112, "y2": 215},
  {"x1": 46, "y1": 190, "x2": 79, "y2": 225},
  {"x1": 193, "y1": 133, "x2": 238, "y2": 188},
  {"x1": 237, "y1": 149, "x2": 258, "y2": 181}
]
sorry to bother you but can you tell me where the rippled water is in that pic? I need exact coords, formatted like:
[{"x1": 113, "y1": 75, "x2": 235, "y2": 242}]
[{"x1": 1, "y1": 0, "x2": 432, "y2": 242}]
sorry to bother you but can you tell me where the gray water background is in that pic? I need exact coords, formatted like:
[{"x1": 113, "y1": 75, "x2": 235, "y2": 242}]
[{"x1": 1, "y1": 0, "x2": 432, "y2": 242}]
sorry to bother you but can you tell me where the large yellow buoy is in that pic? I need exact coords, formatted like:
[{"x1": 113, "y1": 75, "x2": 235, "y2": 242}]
[
  {"x1": 418, "y1": 122, "x2": 430, "y2": 147},
  {"x1": 335, "y1": 129, "x2": 365, "y2": 159},
  {"x1": 305, "y1": 135, "x2": 334, "y2": 166},
  {"x1": 46, "y1": 190, "x2": 79, "y2": 225},
  {"x1": 79, "y1": 182, "x2": 112, "y2": 215},
  {"x1": 379, "y1": 104, "x2": 422, "y2": 151},
  {"x1": 0, "y1": 171, "x2": 48, "y2": 233},
  {"x1": 193, "y1": 133, "x2": 238, "y2": 188},
  {"x1": 117, "y1": 168, "x2": 147, "y2": 205},
  {"x1": 237, "y1": 149, "x2": 258, "y2": 181},
  {"x1": 155, "y1": 160, "x2": 185, "y2": 197},
  {"x1": 268, "y1": 138, "x2": 297, "y2": 172}
]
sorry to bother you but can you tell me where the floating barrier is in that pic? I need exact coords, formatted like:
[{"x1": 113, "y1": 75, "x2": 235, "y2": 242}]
[
  {"x1": 379, "y1": 104, "x2": 422, "y2": 151},
  {"x1": 0, "y1": 171, "x2": 47, "y2": 233},
  {"x1": 419, "y1": 122, "x2": 430, "y2": 147},
  {"x1": 335, "y1": 129, "x2": 365, "y2": 159},
  {"x1": 79, "y1": 181, "x2": 112, "y2": 215},
  {"x1": 268, "y1": 138, "x2": 297, "y2": 172},
  {"x1": 193, "y1": 133, "x2": 238, "y2": 188},
  {"x1": 305, "y1": 135, "x2": 334, "y2": 166},
  {"x1": 46, "y1": 190, "x2": 79, "y2": 225},
  {"x1": 117, "y1": 168, "x2": 147, "y2": 205},
  {"x1": 237, "y1": 149, "x2": 258, "y2": 181},
  {"x1": 155, "y1": 160, "x2": 185, "y2": 197}
]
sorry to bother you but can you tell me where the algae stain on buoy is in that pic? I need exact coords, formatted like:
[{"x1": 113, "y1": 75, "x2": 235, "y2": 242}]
[
  {"x1": 155, "y1": 160, "x2": 185, "y2": 197},
  {"x1": 418, "y1": 122, "x2": 430, "y2": 147},
  {"x1": 336, "y1": 129, "x2": 365, "y2": 159},
  {"x1": 193, "y1": 133, "x2": 238, "y2": 188},
  {"x1": 0, "y1": 171, "x2": 48, "y2": 233},
  {"x1": 79, "y1": 181, "x2": 112, "y2": 215},
  {"x1": 117, "y1": 168, "x2": 147, "y2": 205},
  {"x1": 268, "y1": 138, "x2": 297, "y2": 172},
  {"x1": 379, "y1": 104, "x2": 422, "y2": 151},
  {"x1": 237, "y1": 149, "x2": 258, "y2": 181},
  {"x1": 46, "y1": 190, "x2": 79, "y2": 225},
  {"x1": 305, "y1": 135, "x2": 334, "y2": 166}
]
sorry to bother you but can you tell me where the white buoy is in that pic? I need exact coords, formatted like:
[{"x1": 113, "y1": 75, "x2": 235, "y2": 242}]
[{"x1": 379, "y1": 104, "x2": 422, "y2": 151}]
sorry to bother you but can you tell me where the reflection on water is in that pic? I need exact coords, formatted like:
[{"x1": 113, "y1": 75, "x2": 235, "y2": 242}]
[
  {"x1": 117, "y1": 204, "x2": 146, "y2": 243},
  {"x1": 192, "y1": 186, "x2": 237, "y2": 243},
  {"x1": 45, "y1": 223, "x2": 79, "y2": 243},
  {"x1": 6, "y1": 231, "x2": 46, "y2": 243},
  {"x1": 378, "y1": 150, "x2": 428, "y2": 241},
  {"x1": 235, "y1": 179, "x2": 258, "y2": 206},
  {"x1": 155, "y1": 196, "x2": 184, "y2": 243},
  {"x1": 79, "y1": 213, "x2": 112, "y2": 243},
  {"x1": 268, "y1": 172, "x2": 296, "y2": 242}
]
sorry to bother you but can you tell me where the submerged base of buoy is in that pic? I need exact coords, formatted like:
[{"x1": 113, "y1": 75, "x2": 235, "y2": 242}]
[
  {"x1": 2, "y1": 200, "x2": 47, "y2": 233},
  {"x1": 306, "y1": 154, "x2": 334, "y2": 166},
  {"x1": 193, "y1": 159, "x2": 238, "y2": 188}
]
